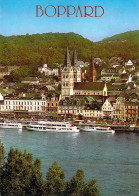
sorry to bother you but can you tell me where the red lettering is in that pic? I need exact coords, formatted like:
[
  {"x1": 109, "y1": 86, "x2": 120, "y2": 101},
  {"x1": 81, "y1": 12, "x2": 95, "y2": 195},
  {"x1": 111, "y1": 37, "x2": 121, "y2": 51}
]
[
  {"x1": 45, "y1": 5, "x2": 56, "y2": 17},
  {"x1": 58, "y1": 6, "x2": 66, "y2": 17},
  {"x1": 36, "y1": 5, "x2": 43, "y2": 17},
  {"x1": 67, "y1": 6, "x2": 76, "y2": 17},
  {"x1": 84, "y1": 6, "x2": 94, "y2": 17},
  {"x1": 76, "y1": 6, "x2": 83, "y2": 17},
  {"x1": 95, "y1": 6, "x2": 104, "y2": 17}
]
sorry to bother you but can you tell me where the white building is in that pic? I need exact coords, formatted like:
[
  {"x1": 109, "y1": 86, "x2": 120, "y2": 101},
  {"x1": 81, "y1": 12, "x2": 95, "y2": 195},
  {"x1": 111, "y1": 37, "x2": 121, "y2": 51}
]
[
  {"x1": 102, "y1": 98, "x2": 115, "y2": 119},
  {"x1": 82, "y1": 109, "x2": 103, "y2": 119},
  {"x1": 38, "y1": 64, "x2": 59, "y2": 76},
  {"x1": 0, "y1": 97, "x2": 46, "y2": 113}
]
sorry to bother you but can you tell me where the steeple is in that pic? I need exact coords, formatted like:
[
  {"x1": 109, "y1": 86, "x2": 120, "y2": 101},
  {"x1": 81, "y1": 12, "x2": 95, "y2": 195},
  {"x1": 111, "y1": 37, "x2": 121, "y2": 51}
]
[
  {"x1": 90, "y1": 55, "x2": 96, "y2": 71},
  {"x1": 64, "y1": 47, "x2": 71, "y2": 67},
  {"x1": 72, "y1": 44, "x2": 78, "y2": 67},
  {"x1": 89, "y1": 49, "x2": 96, "y2": 82}
]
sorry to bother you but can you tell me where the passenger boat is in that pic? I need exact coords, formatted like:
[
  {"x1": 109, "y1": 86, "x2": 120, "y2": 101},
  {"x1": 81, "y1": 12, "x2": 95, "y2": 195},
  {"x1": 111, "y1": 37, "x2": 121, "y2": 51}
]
[
  {"x1": 80, "y1": 126, "x2": 115, "y2": 133},
  {"x1": 26, "y1": 121, "x2": 79, "y2": 132},
  {"x1": 0, "y1": 122, "x2": 22, "y2": 129}
]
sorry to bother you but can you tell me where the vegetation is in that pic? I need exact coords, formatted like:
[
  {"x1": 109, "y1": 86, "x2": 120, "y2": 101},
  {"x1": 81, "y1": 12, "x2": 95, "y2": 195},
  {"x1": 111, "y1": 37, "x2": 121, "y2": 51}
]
[
  {"x1": 0, "y1": 31, "x2": 139, "y2": 69},
  {"x1": 0, "y1": 141, "x2": 99, "y2": 196},
  {"x1": 103, "y1": 30, "x2": 139, "y2": 42}
]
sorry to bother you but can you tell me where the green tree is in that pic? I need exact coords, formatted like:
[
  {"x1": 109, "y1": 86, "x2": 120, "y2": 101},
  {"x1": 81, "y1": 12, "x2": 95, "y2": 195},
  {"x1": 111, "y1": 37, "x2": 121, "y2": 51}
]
[
  {"x1": 65, "y1": 170, "x2": 99, "y2": 196},
  {"x1": 0, "y1": 148, "x2": 43, "y2": 196},
  {"x1": 65, "y1": 169, "x2": 84, "y2": 196},
  {"x1": 82, "y1": 179, "x2": 99, "y2": 196},
  {"x1": 0, "y1": 140, "x2": 4, "y2": 168},
  {"x1": 45, "y1": 161, "x2": 65, "y2": 196}
]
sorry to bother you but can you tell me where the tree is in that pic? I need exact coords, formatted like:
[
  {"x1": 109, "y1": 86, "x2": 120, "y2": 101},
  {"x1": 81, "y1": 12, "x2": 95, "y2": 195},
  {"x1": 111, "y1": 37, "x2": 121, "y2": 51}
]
[
  {"x1": 0, "y1": 146, "x2": 100, "y2": 196},
  {"x1": 65, "y1": 169, "x2": 84, "y2": 196},
  {"x1": 0, "y1": 140, "x2": 4, "y2": 168},
  {"x1": 82, "y1": 180, "x2": 99, "y2": 196},
  {"x1": 45, "y1": 161, "x2": 65, "y2": 196},
  {"x1": 65, "y1": 170, "x2": 99, "y2": 196},
  {"x1": 0, "y1": 148, "x2": 43, "y2": 196}
]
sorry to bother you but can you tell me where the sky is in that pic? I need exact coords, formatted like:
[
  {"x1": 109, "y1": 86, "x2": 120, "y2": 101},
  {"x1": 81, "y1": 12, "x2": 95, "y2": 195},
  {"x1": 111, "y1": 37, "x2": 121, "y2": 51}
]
[{"x1": 0, "y1": 0, "x2": 139, "y2": 41}]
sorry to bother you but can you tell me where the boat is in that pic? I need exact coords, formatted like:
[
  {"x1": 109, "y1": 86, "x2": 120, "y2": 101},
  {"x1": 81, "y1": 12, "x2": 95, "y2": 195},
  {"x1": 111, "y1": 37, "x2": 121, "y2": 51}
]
[
  {"x1": 0, "y1": 122, "x2": 22, "y2": 129},
  {"x1": 26, "y1": 121, "x2": 79, "y2": 132},
  {"x1": 80, "y1": 125, "x2": 115, "y2": 133}
]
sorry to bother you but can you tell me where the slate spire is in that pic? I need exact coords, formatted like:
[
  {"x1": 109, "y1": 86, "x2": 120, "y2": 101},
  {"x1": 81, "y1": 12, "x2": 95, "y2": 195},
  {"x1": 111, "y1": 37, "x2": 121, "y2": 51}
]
[
  {"x1": 90, "y1": 48, "x2": 96, "y2": 71},
  {"x1": 72, "y1": 44, "x2": 78, "y2": 67},
  {"x1": 89, "y1": 48, "x2": 96, "y2": 82},
  {"x1": 64, "y1": 47, "x2": 71, "y2": 67}
]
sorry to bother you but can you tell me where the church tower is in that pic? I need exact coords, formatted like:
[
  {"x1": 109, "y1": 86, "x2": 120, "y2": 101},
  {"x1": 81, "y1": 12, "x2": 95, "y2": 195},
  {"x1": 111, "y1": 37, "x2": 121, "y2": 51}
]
[
  {"x1": 89, "y1": 52, "x2": 96, "y2": 82},
  {"x1": 72, "y1": 44, "x2": 81, "y2": 82},
  {"x1": 61, "y1": 47, "x2": 74, "y2": 99}
]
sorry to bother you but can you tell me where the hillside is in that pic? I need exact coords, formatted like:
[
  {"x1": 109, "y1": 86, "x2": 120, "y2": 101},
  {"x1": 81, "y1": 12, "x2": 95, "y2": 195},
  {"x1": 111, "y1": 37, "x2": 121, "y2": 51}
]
[
  {"x1": 0, "y1": 31, "x2": 139, "y2": 68},
  {"x1": 0, "y1": 33, "x2": 93, "y2": 67},
  {"x1": 102, "y1": 30, "x2": 139, "y2": 42}
]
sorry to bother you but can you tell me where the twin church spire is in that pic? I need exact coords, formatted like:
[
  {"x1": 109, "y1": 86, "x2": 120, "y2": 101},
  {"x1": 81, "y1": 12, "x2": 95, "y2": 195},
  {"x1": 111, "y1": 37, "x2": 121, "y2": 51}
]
[{"x1": 64, "y1": 45, "x2": 78, "y2": 67}]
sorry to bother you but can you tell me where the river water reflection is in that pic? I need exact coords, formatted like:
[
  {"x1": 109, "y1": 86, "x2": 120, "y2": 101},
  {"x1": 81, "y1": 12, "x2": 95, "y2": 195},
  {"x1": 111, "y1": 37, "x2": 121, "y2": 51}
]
[{"x1": 0, "y1": 129, "x2": 139, "y2": 196}]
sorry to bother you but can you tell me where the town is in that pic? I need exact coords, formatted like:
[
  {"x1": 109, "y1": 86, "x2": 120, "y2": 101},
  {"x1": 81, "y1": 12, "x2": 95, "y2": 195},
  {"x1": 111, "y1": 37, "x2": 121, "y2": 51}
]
[{"x1": 0, "y1": 45, "x2": 138, "y2": 125}]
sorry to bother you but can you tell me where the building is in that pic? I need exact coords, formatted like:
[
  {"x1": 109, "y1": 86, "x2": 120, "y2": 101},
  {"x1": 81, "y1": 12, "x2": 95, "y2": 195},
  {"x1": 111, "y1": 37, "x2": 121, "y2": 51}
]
[
  {"x1": 113, "y1": 97, "x2": 125, "y2": 122},
  {"x1": 21, "y1": 77, "x2": 39, "y2": 85},
  {"x1": 102, "y1": 98, "x2": 115, "y2": 119},
  {"x1": 58, "y1": 98, "x2": 84, "y2": 118},
  {"x1": 73, "y1": 82, "x2": 107, "y2": 96},
  {"x1": 61, "y1": 46, "x2": 81, "y2": 99},
  {"x1": 61, "y1": 47, "x2": 107, "y2": 99},
  {"x1": 38, "y1": 64, "x2": 59, "y2": 76},
  {"x1": 0, "y1": 66, "x2": 20, "y2": 79},
  {"x1": 45, "y1": 95, "x2": 60, "y2": 118},
  {"x1": 89, "y1": 55, "x2": 96, "y2": 82},
  {"x1": 0, "y1": 96, "x2": 46, "y2": 115}
]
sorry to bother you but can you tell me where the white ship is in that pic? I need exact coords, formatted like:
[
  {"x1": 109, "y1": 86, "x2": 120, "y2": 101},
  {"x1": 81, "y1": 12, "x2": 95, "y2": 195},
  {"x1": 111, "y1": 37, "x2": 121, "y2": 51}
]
[
  {"x1": 0, "y1": 122, "x2": 22, "y2": 129},
  {"x1": 80, "y1": 126, "x2": 115, "y2": 133},
  {"x1": 26, "y1": 121, "x2": 79, "y2": 133}
]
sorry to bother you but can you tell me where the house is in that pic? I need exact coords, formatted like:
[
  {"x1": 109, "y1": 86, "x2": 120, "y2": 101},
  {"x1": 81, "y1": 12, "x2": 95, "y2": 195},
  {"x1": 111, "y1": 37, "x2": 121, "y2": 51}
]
[
  {"x1": 102, "y1": 97, "x2": 115, "y2": 119},
  {"x1": 38, "y1": 64, "x2": 59, "y2": 76},
  {"x1": 83, "y1": 103, "x2": 103, "y2": 120},
  {"x1": 21, "y1": 77, "x2": 39, "y2": 85},
  {"x1": 0, "y1": 66, "x2": 9, "y2": 79},
  {"x1": 58, "y1": 98, "x2": 84, "y2": 118},
  {"x1": 0, "y1": 96, "x2": 46, "y2": 115},
  {"x1": 113, "y1": 97, "x2": 125, "y2": 122},
  {"x1": 124, "y1": 102, "x2": 139, "y2": 122},
  {"x1": 45, "y1": 95, "x2": 60, "y2": 117},
  {"x1": 125, "y1": 60, "x2": 135, "y2": 72}
]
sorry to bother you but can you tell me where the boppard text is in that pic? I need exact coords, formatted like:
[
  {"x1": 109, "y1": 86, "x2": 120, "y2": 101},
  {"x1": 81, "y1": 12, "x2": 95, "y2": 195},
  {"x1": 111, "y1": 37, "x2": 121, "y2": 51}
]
[{"x1": 36, "y1": 5, "x2": 104, "y2": 17}]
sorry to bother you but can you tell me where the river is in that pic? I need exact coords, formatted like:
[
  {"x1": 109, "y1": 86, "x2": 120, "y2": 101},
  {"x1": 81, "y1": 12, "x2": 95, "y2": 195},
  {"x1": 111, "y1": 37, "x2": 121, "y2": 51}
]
[{"x1": 0, "y1": 128, "x2": 139, "y2": 196}]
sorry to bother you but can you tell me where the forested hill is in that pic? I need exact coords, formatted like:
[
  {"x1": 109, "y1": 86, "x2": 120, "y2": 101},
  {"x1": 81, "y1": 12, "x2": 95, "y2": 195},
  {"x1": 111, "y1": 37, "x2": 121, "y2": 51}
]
[
  {"x1": 0, "y1": 31, "x2": 139, "y2": 68},
  {"x1": 102, "y1": 30, "x2": 139, "y2": 42}
]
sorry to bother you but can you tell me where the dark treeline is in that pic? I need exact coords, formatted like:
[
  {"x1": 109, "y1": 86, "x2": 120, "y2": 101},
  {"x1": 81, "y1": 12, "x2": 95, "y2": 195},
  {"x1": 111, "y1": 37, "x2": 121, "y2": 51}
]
[
  {"x1": 0, "y1": 31, "x2": 139, "y2": 68},
  {"x1": 0, "y1": 141, "x2": 99, "y2": 196}
]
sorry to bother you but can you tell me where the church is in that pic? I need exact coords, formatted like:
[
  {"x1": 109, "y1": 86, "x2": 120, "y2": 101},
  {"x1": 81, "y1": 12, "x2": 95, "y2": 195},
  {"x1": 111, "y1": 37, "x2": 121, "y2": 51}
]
[{"x1": 61, "y1": 46, "x2": 107, "y2": 99}]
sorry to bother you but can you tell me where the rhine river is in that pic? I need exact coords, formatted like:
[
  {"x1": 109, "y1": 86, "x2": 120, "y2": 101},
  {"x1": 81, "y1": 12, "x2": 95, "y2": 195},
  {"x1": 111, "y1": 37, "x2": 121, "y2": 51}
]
[{"x1": 0, "y1": 128, "x2": 139, "y2": 196}]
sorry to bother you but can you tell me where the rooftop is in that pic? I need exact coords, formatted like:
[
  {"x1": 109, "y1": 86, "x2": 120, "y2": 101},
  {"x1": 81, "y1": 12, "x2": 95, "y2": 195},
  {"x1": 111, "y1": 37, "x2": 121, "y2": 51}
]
[{"x1": 74, "y1": 82, "x2": 105, "y2": 91}]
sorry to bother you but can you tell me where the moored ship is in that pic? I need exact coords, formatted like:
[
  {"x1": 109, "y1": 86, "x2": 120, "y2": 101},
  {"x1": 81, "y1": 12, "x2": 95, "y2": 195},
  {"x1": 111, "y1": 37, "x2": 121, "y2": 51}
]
[
  {"x1": 80, "y1": 125, "x2": 115, "y2": 133},
  {"x1": 0, "y1": 122, "x2": 22, "y2": 129},
  {"x1": 26, "y1": 121, "x2": 79, "y2": 132}
]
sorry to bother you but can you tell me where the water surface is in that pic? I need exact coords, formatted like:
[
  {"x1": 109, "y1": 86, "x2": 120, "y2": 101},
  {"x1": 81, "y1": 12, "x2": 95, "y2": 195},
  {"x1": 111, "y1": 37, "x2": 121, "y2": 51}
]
[{"x1": 0, "y1": 129, "x2": 139, "y2": 196}]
